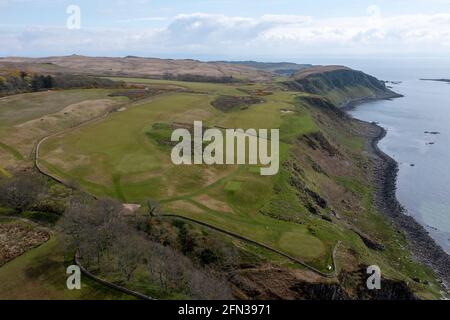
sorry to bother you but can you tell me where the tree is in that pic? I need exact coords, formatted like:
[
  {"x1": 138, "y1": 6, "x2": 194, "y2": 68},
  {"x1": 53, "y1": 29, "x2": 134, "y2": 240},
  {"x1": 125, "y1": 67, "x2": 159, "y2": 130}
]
[
  {"x1": 114, "y1": 232, "x2": 146, "y2": 282},
  {"x1": 58, "y1": 196, "x2": 126, "y2": 266},
  {"x1": 0, "y1": 172, "x2": 44, "y2": 212},
  {"x1": 145, "y1": 240, "x2": 233, "y2": 299},
  {"x1": 59, "y1": 196, "x2": 233, "y2": 299},
  {"x1": 146, "y1": 199, "x2": 160, "y2": 217},
  {"x1": 187, "y1": 267, "x2": 232, "y2": 300}
]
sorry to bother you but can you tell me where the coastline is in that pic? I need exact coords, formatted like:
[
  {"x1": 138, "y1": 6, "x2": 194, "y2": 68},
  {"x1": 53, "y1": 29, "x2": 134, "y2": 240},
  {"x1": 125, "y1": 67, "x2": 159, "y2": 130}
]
[
  {"x1": 340, "y1": 92, "x2": 404, "y2": 111},
  {"x1": 352, "y1": 113, "x2": 450, "y2": 295}
]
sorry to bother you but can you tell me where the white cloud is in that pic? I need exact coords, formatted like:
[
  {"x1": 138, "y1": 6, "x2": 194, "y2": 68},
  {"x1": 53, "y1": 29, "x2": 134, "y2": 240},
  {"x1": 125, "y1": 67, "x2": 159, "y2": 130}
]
[{"x1": 2, "y1": 7, "x2": 450, "y2": 57}]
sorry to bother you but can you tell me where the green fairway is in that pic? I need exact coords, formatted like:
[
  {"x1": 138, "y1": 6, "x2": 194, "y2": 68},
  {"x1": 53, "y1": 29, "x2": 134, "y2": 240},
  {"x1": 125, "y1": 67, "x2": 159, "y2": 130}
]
[{"x1": 37, "y1": 80, "x2": 337, "y2": 267}]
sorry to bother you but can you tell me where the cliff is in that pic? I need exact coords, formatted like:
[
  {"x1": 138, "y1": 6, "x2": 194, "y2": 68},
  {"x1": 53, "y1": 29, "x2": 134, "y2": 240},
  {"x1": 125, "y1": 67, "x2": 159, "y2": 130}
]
[{"x1": 283, "y1": 66, "x2": 402, "y2": 108}]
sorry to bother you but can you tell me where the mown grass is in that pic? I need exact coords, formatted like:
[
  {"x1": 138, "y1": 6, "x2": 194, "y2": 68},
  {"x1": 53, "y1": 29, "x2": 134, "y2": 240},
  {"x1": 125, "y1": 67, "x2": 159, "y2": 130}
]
[
  {"x1": 169, "y1": 198, "x2": 327, "y2": 263},
  {"x1": 38, "y1": 83, "x2": 336, "y2": 267}
]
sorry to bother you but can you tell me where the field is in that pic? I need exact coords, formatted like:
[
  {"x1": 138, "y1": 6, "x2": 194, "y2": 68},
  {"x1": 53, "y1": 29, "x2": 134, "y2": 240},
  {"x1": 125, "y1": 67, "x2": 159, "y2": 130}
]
[
  {"x1": 0, "y1": 89, "x2": 128, "y2": 170},
  {"x1": 34, "y1": 78, "x2": 346, "y2": 270},
  {"x1": 0, "y1": 75, "x2": 441, "y2": 299}
]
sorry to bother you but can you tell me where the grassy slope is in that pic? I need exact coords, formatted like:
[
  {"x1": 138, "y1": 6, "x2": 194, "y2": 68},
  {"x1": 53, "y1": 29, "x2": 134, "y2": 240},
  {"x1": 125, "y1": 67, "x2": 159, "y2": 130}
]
[
  {"x1": 301, "y1": 100, "x2": 441, "y2": 298},
  {"x1": 0, "y1": 89, "x2": 121, "y2": 127},
  {"x1": 0, "y1": 218, "x2": 130, "y2": 300},
  {"x1": 0, "y1": 89, "x2": 128, "y2": 171},
  {"x1": 102, "y1": 77, "x2": 252, "y2": 95}
]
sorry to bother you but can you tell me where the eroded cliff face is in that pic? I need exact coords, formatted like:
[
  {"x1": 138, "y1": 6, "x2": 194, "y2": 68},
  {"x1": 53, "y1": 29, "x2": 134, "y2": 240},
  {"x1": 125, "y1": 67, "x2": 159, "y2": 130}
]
[
  {"x1": 232, "y1": 90, "x2": 441, "y2": 300},
  {"x1": 283, "y1": 67, "x2": 401, "y2": 108},
  {"x1": 230, "y1": 266, "x2": 417, "y2": 300}
]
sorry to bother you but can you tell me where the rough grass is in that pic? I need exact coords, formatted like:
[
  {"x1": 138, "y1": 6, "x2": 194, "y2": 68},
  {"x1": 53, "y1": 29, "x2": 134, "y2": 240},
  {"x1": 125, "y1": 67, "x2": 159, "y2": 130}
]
[
  {"x1": 102, "y1": 77, "x2": 250, "y2": 96},
  {"x1": 0, "y1": 233, "x2": 131, "y2": 300},
  {"x1": 0, "y1": 89, "x2": 122, "y2": 127},
  {"x1": 0, "y1": 142, "x2": 24, "y2": 160},
  {"x1": 0, "y1": 89, "x2": 129, "y2": 171},
  {"x1": 0, "y1": 166, "x2": 10, "y2": 177}
]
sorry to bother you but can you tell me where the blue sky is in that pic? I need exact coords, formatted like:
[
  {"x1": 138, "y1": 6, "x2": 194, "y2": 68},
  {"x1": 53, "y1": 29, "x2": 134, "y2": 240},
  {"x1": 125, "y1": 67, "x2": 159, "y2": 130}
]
[{"x1": 1, "y1": 0, "x2": 450, "y2": 59}]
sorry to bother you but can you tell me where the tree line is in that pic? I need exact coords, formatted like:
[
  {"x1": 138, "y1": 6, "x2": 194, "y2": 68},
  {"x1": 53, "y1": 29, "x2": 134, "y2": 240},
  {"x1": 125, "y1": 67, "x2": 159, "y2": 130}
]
[
  {"x1": 162, "y1": 73, "x2": 238, "y2": 83},
  {"x1": 0, "y1": 70, "x2": 125, "y2": 96},
  {"x1": 59, "y1": 196, "x2": 232, "y2": 299},
  {"x1": 0, "y1": 172, "x2": 239, "y2": 299}
]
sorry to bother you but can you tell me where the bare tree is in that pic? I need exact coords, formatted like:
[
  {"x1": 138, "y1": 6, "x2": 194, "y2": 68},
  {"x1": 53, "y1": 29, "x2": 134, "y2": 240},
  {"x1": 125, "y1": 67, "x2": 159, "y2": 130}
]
[
  {"x1": 114, "y1": 232, "x2": 146, "y2": 282},
  {"x1": 188, "y1": 267, "x2": 233, "y2": 300},
  {"x1": 58, "y1": 196, "x2": 126, "y2": 266},
  {"x1": 146, "y1": 199, "x2": 161, "y2": 217},
  {"x1": 59, "y1": 196, "x2": 233, "y2": 299},
  {"x1": 145, "y1": 240, "x2": 233, "y2": 299},
  {"x1": 0, "y1": 172, "x2": 44, "y2": 212}
]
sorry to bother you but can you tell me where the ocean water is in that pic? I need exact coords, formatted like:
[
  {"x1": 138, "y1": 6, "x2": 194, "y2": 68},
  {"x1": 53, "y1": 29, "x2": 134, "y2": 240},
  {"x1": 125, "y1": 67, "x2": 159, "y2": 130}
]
[{"x1": 341, "y1": 59, "x2": 450, "y2": 254}]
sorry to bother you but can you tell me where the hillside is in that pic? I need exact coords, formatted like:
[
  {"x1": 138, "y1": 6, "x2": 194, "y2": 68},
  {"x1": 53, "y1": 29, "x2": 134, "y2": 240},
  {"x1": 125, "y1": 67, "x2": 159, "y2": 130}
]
[
  {"x1": 216, "y1": 61, "x2": 313, "y2": 76},
  {"x1": 0, "y1": 55, "x2": 272, "y2": 82},
  {"x1": 283, "y1": 66, "x2": 402, "y2": 108}
]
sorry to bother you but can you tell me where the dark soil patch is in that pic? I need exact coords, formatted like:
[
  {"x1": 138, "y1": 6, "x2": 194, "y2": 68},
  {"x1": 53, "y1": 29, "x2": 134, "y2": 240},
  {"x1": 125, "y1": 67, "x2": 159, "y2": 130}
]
[
  {"x1": 211, "y1": 95, "x2": 264, "y2": 112},
  {"x1": 109, "y1": 86, "x2": 180, "y2": 101}
]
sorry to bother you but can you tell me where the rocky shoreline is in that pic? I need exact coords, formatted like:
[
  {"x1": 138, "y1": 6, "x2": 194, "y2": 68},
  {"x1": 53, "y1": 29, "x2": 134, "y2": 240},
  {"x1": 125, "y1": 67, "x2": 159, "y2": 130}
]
[
  {"x1": 355, "y1": 117, "x2": 450, "y2": 295},
  {"x1": 340, "y1": 92, "x2": 404, "y2": 111}
]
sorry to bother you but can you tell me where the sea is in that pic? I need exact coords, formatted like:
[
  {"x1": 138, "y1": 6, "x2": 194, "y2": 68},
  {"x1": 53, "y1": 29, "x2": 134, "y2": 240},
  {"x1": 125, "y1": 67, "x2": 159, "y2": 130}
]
[{"x1": 304, "y1": 57, "x2": 450, "y2": 254}]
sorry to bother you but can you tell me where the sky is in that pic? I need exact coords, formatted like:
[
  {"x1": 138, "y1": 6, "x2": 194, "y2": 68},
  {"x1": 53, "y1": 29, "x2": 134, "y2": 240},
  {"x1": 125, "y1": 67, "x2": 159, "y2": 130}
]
[{"x1": 1, "y1": 0, "x2": 450, "y2": 60}]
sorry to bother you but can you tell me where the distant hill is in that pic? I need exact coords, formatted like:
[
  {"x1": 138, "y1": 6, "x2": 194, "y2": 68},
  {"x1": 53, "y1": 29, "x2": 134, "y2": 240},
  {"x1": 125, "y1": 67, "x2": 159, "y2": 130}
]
[
  {"x1": 216, "y1": 60, "x2": 313, "y2": 76},
  {"x1": 0, "y1": 55, "x2": 272, "y2": 82}
]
